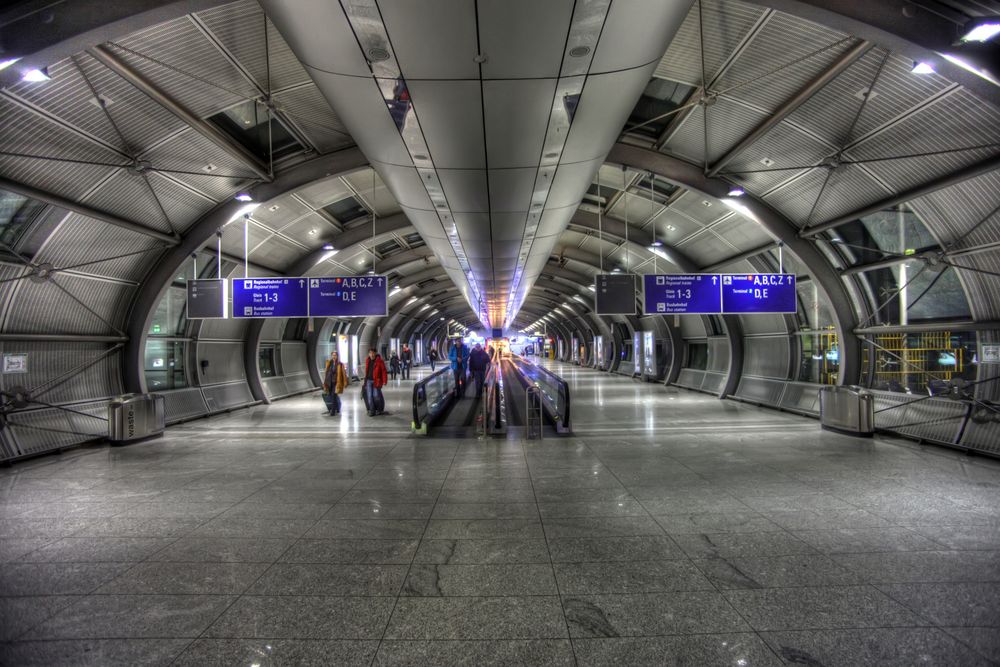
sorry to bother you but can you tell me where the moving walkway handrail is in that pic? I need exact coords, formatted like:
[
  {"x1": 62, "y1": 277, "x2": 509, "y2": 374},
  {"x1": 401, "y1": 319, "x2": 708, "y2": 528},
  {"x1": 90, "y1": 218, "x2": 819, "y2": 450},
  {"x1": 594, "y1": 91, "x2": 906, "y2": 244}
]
[
  {"x1": 479, "y1": 362, "x2": 505, "y2": 436},
  {"x1": 509, "y1": 355, "x2": 571, "y2": 433},
  {"x1": 411, "y1": 366, "x2": 456, "y2": 434}
]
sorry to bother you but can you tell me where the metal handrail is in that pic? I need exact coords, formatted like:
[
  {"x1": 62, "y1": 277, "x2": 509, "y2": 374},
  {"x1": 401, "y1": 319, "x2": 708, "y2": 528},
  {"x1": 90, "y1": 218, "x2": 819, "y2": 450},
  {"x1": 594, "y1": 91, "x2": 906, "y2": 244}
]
[
  {"x1": 478, "y1": 363, "x2": 505, "y2": 437},
  {"x1": 411, "y1": 366, "x2": 456, "y2": 434},
  {"x1": 509, "y1": 355, "x2": 571, "y2": 433}
]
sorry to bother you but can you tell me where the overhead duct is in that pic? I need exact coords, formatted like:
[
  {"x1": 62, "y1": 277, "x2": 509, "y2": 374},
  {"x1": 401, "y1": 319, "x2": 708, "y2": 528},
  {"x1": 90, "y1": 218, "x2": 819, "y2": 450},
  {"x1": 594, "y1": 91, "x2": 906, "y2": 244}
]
[{"x1": 261, "y1": 0, "x2": 692, "y2": 329}]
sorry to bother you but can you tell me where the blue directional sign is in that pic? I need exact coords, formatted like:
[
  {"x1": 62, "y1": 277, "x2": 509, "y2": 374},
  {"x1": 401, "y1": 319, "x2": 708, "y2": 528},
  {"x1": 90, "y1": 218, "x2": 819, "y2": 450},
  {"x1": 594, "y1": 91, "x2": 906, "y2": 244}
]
[
  {"x1": 721, "y1": 273, "x2": 796, "y2": 313},
  {"x1": 308, "y1": 276, "x2": 388, "y2": 317},
  {"x1": 232, "y1": 277, "x2": 309, "y2": 318},
  {"x1": 643, "y1": 274, "x2": 722, "y2": 314}
]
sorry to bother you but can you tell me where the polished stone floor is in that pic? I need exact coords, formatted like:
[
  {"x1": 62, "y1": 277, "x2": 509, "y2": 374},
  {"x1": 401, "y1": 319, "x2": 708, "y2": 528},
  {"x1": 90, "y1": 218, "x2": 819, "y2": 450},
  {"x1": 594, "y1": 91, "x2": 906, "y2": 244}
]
[{"x1": 1, "y1": 360, "x2": 998, "y2": 665}]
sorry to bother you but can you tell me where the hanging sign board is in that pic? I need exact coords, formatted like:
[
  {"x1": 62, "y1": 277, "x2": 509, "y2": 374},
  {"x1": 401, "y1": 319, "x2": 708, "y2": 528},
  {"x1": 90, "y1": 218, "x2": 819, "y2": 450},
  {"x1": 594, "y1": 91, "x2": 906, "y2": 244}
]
[
  {"x1": 2, "y1": 353, "x2": 27, "y2": 374},
  {"x1": 232, "y1": 277, "x2": 309, "y2": 318},
  {"x1": 186, "y1": 279, "x2": 228, "y2": 319},
  {"x1": 595, "y1": 274, "x2": 637, "y2": 315},
  {"x1": 308, "y1": 276, "x2": 387, "y2": 317},
  {"x1": 643, "y1": 273, "x2": 796, "y2": 314},
  {"x1": 643, "y1": 274, "x2": 722, "y2": 314},
  {"x1": 722, "y1": 273, "x2": 797, "y2": 314}
]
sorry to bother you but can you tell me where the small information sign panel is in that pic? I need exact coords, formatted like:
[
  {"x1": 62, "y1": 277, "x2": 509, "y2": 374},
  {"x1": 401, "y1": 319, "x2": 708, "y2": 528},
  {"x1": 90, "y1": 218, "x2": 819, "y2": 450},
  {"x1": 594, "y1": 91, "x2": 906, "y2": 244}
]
[
  {"x1": 721, "y1": 273, "x2": 797, "y2": 314},
  {"x1": 186, "y1": 279, "x2": 228, "y2": 319},
  {"x1": 595, "y1": 274, "x2": 637, "y2": 315}
]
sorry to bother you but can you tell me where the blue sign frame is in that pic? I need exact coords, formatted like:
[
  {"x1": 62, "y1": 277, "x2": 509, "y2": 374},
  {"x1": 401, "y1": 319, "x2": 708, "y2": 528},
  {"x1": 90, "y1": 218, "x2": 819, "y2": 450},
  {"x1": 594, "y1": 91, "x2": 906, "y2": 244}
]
[
  {"x1": 643, "y1": 273, "x2": 797, "y2": 315},
  {"x1": 232, "y1": 277, "x2": 309, "y2": 318},
  {"x1": 309, "y1": 276, "x2": 388, "y2": 318}
]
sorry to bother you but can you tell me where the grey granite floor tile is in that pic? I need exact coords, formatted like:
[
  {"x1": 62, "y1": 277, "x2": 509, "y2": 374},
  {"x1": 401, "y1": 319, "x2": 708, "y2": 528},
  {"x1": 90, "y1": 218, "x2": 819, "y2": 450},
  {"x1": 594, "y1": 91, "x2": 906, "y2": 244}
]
[
  {"x1": 413, "y1": 538, "x2": 551, "y2": 564},
  {"x1": 26, "y1": 537, "x2": 174, "y2": 562},
  {"x1": 537, "y1": 499, "x2": 648, "y2": 518},
  {"x1": 305, "y1": 519, "x2": 426, "y2": 539},
  {"x1": 573, "y1": 634, "x2": 782, "y2": 667},
  {"x1": 219, "y1": 502, "x2": 333, "y2": 519},
  {"x1": 0, "y1": 596, "x2": 77, "y2": 641},
  {"x1": 554, "y1": 560, "x2": 714, "y2": 594},
  {"x1": 189, "y1": 516, "x2": 317, "y2": 539},
  {"x1": 760, "y1": 509, "x2": 895, "y2": 531},
  {"x1": 0, "y1": 561, "x2": 131, "y2": 595},
  {"x1": 436, "y1": 488, "x2": 539, "y2": 504},
  {"x1": 98, "y1": 561, "x2": 269, "y2": 594},
  {"x1": 325, "y1": 503, "x2": 434, "y2": 520},
  {"x1": 28, "y1": 594, "x2": 235, "y2": 638},
  {"x1": 338, "y1": 488, "x2": 441, "y2": 504},
  {"x1": 147, "y1": 536, "x2": 294, "y2": 562},
  {"x1": 0, "y1": 639, "x2": 190, "y2": 666},
  {"x1": 374, "y1": 639, "x2": 575, "y2": 666},
  {"x1": 653, "y1": 512, "x2": 782, "y2": 534},
  {"x1": 910, "y1": 525, "x2": 1000, "y2": 550},
  {"x1": 877, "y1": 582, "x2": 1000, "y2": 627},
  {"x1": 723, "y1": 585, "x2": 923, "y2": 631},
  {"x1": 0, "y1": 537, "x2": 52, "y2": 561},
  {"x1": 431, "y1": 502, "x2": 538, "y2": 520},
  {"x1": 692, "y1": 554, "x2": 865, "y2": 589},
  {"x1": 791, "y1": 527, "x2": 942, "y2": 553},
  {"x1": 423, "y1": 519, "x2": 544, "y2": 540},
  {"x1": 737, "y1": 494, "x2": 859, "y2": 512},
  {"x1": 73, "y1": 517, "x2": 202, "y2": 538},
  {"x1": 249, "y1": 563, "x2": 408, "y2": 596},
  {"x1": 833, "y1": 550, "x2": 1000, "y2": 584},
  {"x1": 542, "y1": 516, "x2": 665, "y2": 539},
  {"x1": 402, "y1": 563, "x2": 558, "y2": 596},
  {"x1": 384, "y1": 596, "x2": 567, "y2": 639},
  {"x1": 563, "y1": 592, "x2": 751, "y2": 637},
  {"x1": 115, "y1": 501, "x2": 231, "y2": 520},
  {"x1": 942, "y1": 626, "x2": 1000, "y2": 664},
  {"x1": 205, "y1": 596, "x2": 394, "y2": 639},
  {"x1": 0, "y1": 517, "x2": 94, "y2": 539},
  {"x1": 281, "y1": 538, "x2": 419, "y2": 564},
  {"x1": 173, "y1": 638, "x2": 379, "y2": 666},
  {"x1": 547, "y1": 534, "x2": 684, "y2": 562},
  {"x1": 760, "y1": 628, "x2": 991, "y2": 667},
  {"x1": 671, "y1": 532, "x2": 817, "y2": 559}
]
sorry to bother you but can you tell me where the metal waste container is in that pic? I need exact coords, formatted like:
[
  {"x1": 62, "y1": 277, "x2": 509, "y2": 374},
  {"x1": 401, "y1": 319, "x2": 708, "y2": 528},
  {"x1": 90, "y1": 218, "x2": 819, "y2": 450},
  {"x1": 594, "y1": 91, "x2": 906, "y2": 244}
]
[
  {"x1": 108, "y1": 394, "x2": 165, "y2": 443},
  {"x1": 819, "y1": 386, "x2": 874, "y2": 436}
]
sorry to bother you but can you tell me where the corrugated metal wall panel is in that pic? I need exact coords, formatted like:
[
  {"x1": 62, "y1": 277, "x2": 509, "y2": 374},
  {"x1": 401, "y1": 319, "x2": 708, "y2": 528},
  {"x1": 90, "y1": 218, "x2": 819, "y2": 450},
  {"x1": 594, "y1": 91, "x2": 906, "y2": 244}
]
[
  {"x1": 676, "y1": 368, "x2": 705, "y2": 389},
  {"x1": 780, "y1": 381, "x2": 821, "y2": 415},
  {"x1": 140, "y1": 129, "x2": 252, "y2": 201},
  {"x1": 34, "y1": 214, "x2": 167, "y2": 282},
  {"x1": 202, "y1": 380, "x2": 253, "y2": 411},
  {"x1": 707, "y1": 336, "x2": 730, "y2": 372},
  {"x1": 2, "y1": 276, "x2": 133, "y2": 335},
  {"x1": 196, "y1": 341, "x2": 245, "y2": 384},
  {"x1": 735, "y1": 376, "x2": 784, "y2": 404},
  {"x1": 743, "y1": 336, "x2": 789, "y2": 378},
  {"x1": 262, "y1": 375, "x2": 287, "y2": 399},
  {"x1": 273, "y1": 84, "x2": 353, "y2": 153},
  {"x1": 199, "y1": 317, "x2": 250, "y2": 340},
  {"x1": 4, "y1": 400, "x2": 107, "y2": 460},
  {"x1": 285, "y1": 372, "x2": 312, "y2": 393},
  {"x1": 870, "y1": 390, "x2": 967, "y2": 445},
  {"x1": 0, "y1": 341, "x2": 122, "y2": 406},
  {"x1": 280, "y1": 341, "x2": 308, "y2": 375},
  {"x1": 702, "y1": 371, "x2": 726, "y2": 393},
  {"x1": 960, "y1": 420, "x2": 1000, "y2": 456},
  {"x1": 161, "y1": 387, "x2": 209, "y2": 423}
]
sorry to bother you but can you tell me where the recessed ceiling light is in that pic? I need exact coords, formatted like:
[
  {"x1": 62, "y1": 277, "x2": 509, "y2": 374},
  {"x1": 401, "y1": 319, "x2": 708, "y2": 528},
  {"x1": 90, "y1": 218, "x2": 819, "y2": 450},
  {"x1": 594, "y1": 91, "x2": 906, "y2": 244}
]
[
  {"x1": 22, "y1": 67, "x2": 50, "y2": 82},
  {"x1": 368, "y1": 47, "x2": 390, "y2": 62},
  {"x1": 413, "y1": 154, "x2": 428, "y2": 160},
  {"x1": 759, "y1": 157, "x2": 774, "y2": 167},
  {"x1": 911, "y1": 61, "x2": 935, "y2": 74},
  {"x1": 960, "y1": 20, "x2": 1000, "y2": 43},
  {"x1": 0, "y1": 58, "x2": 21, "y2": 71},
  {"x1": 650, "y1": 239, "x2": 663, "y2": 247},
  {"x1": 665, "y1": 224, "x2": 676, "y2": 232},
  {"x1": 701, "y1": 200, "x2": 712, "y2": 207},
  {"x1": 322, "y1": 243, "x2": 335, "y2": 250},
  {"x1": 308, "y1": 228, "x2": 317, "y2": 235},
  {"x1": 727, "y1": 187, "x2": 745, "y2": 197},
  {"x1": 235, "y1": 193, "x2": 253, "y2": 202},
  {"x1": 203, "y1": 164, "x2": 218, "y2": 173},
  {"x1": 268, "y1": 204, "x2": 280, "y2": 212}
]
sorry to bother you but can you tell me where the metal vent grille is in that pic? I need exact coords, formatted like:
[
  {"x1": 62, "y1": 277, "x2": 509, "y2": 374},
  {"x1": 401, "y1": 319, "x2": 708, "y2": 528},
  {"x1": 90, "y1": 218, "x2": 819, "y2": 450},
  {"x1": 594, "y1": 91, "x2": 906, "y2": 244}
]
[
  {"x1": 162, "y1": 387, "x2": 209, "y2": 423},
  {"x1": 779, "y1": 381, "x2": 821, "y2": 415},
  {"x1": 201, "y1": 380, "x2": 253, "y2": 410},
  {"x1": 735, "y1": 376, "x2": 785, "y2": 404}
]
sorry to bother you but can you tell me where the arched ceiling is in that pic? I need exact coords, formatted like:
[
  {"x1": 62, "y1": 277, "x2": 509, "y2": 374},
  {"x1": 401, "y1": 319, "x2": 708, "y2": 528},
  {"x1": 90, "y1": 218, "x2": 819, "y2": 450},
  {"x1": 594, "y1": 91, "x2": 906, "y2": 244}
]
[{"x1": 0, "y1": 0, "x2": 998, "y2": 354}]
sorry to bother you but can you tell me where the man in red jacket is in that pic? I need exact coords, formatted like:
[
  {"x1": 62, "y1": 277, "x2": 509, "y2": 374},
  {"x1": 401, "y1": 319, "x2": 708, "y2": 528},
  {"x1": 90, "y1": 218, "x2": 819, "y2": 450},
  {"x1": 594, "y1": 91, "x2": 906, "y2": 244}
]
[{"x1": 363, "y1": 348, "x2": 388, "y2": 416}]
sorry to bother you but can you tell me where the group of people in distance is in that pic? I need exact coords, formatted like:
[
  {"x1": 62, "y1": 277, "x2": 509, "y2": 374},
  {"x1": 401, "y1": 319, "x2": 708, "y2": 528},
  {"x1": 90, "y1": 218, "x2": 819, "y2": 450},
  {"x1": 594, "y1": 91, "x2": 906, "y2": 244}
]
[{"x1": 321, "y1": 338, "x2": 497, "y2": 419}]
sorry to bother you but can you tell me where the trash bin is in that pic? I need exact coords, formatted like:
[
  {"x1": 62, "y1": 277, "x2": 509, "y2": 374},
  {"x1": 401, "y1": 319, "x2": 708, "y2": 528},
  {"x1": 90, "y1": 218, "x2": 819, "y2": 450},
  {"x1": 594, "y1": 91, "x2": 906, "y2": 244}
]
[
  {"x1": 819, "y1": 386, "x2": 874, "y2": 436},
  {"x1": 108, "y1": 394, "x2": 165, "y2": 443}
]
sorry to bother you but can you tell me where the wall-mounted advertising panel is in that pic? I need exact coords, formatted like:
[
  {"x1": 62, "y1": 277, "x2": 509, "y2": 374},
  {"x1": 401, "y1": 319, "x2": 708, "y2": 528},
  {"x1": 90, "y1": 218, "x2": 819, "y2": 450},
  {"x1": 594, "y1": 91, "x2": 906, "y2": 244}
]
[
  {"x1": 633, "y1": 330, "x2": 642, "y2": 376},
  {"x1": 309, "y1": 276, "x2": 387, "y2": 317},
  {"x1": 232, "y1": 277, "x2": 308, "y2": 318},
  {"x1": 595, "y1": 274, "x2": 637, "y2": 315},
  {"x1": 643, "y1": 273, "x2": 796, "y2": 315},
  {"x1": 643, "y1": 331, "x2": 656, "y2": 377},
  {"x1": 186, "y1": 279, "x2": 228, "y2": 319}
]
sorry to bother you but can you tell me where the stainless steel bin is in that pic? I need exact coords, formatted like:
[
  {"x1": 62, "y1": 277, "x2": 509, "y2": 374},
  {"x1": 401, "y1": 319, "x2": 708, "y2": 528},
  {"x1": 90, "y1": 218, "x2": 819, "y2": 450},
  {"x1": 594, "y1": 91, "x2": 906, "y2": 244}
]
[
  {"x1": 819, "y1": 386, "x2": 874, "y2": 436},
  {"x1": 108, "y1": 394, "x2": 165, "y2": 443}
]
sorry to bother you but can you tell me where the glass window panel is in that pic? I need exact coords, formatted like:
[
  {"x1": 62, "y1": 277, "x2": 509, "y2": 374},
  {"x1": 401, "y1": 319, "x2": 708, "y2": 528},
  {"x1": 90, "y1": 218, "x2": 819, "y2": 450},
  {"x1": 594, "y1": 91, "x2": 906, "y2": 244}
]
[
  {"x1": 687, "y1": 342, "x2": 708, "y2": 370},
  {"x1": 259, "y1": 345, "x2": 277, "y2": 377},
  {"x1": 863, "y1": 264, "x2": 970, "y2": 324},
  {"x1": 868, "y1": 331, "x2": 976, "y2": 394},
  {"x1": 208, "y1": 100, "x2": 303, "y2": 162},
  {"x1": 797, "y1": 332, "x2": 839, "y2": 384},
  {"x1": 148, "y1": 286, "x2": 187, "y2": 336},
  {"x1": 144, "y1": 340, "x2": 187, "y2": 391},
  {"x1": 625, "y1": 78, "x2": 696, "y2": 141}
]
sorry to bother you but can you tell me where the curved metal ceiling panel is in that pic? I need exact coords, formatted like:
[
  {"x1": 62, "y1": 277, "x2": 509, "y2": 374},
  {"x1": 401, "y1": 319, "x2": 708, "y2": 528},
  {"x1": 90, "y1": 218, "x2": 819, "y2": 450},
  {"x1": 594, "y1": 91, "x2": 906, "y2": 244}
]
[{"x1": 261, "y1": 0, "x2": 692, "y2": 329}]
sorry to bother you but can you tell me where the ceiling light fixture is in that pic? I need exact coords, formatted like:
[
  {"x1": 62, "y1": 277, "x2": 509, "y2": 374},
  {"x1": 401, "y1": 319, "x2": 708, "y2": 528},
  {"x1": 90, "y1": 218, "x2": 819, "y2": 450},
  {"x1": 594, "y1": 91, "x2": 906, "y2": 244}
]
[
  {"x1": 665, "y1": 224, "x2": 676, "y2": 232},
  {"x1": 235, "y1": 193, "x2": 253, "y2": 202},
  {"x1": 911, "y1": 61, "x2": 935, "y2": 74},
  {"x1": 21, "y1": 67, "x2": 50, "y2": 82},
  {"x1": 727, "y1": 187, "x2": 745, "y2": 197},
  {"x1": 308, "y1": 229, "x2": 317, "y2": 236},
  {"x1": 959, "y1": 19, "x2": 1000, "y2": 43},
  {"x1": 0, "y1": 58, "x2": 21, "y2": 71},
  {"x1": 322, "y1": 243, "x2": 335, "y2": 250}
]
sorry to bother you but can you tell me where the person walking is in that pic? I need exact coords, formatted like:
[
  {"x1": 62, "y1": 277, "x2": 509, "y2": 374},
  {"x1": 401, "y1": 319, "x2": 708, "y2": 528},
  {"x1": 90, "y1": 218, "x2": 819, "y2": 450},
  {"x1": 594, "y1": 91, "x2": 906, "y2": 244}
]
[
  {"x1": 363, "y1": 348, "x2": 387, "y2": 416},
  {"x1": 322, "y1": 350, "x2": 349, "y2": 416},
  {"x1": 389, "y1": 350, "x2": 400, "y2": 380},
  {"x1": 468, "y1": 343, "x2": 490, "y2": 398},
  {"x1": 449, "y1": 338, "x2": 471, "y2": 398},
  {"x1": 429, "y1": 346, "x2": 439, "y2": 372},
  {"x1": 400, "y1": 344, "x2": 412, "y2": 380}
]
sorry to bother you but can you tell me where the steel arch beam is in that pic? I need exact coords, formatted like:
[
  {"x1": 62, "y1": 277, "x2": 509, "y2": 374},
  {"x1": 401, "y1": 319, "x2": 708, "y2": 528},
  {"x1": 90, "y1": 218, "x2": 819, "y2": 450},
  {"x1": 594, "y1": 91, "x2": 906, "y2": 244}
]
[{"x1": 608, "y1": 142, "x2": 856, "y2": 386}]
